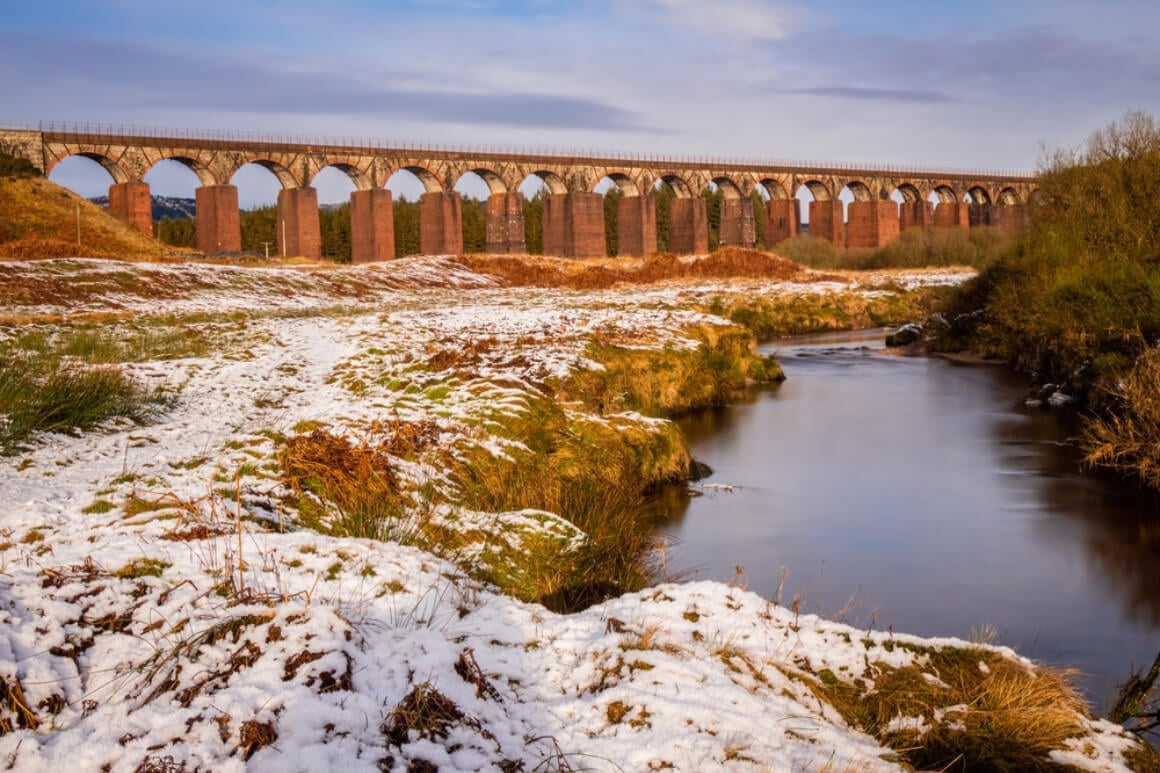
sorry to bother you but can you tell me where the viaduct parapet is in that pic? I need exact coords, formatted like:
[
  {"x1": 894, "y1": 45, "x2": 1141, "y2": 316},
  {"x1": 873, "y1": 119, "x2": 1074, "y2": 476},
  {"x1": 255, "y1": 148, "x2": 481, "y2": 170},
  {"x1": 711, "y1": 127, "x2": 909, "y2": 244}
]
[{"x1": 0, "y1": 123, "x2": 1037, "y2": 261}]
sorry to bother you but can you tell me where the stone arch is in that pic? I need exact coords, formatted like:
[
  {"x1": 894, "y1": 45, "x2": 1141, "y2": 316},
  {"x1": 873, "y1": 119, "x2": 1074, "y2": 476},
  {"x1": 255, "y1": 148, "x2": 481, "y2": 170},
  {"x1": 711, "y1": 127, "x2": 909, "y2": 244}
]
[
  {"x1": 594, "y1": 171, "x2": 640, "y2": 197},
  {"x1": 756, "y1": 178, "x2": 791, "y2": 200},
  {"x1": 45, "y1": 151, "x2": 130, "y2": 184},
  {"x1": 893, "y1": 182, "x2": 923, "y2": 203},
  {"x1": 230, "y1": 158, "x2": 298, "y2": 190},
  {"x1": 964, "y1": 185, "x2": 992, "y2": 205},
  {"x1": 461, "y1": 167, "x2": 507, "y2": 195},
  {"x1": 656, "y1": 173, "x2": 694, "y2": 198},
  {"x1": 842, "y1": 180, "x2": 875, "y2": 202},
  {"x1": 709, "y1": 176, "x2": 743, "y2": 199},
  {"x1": 931, "y1": 184, "x2": 958, "y2": 204},
  {"x1": 138, "y1": 155, "x2": 215, "y2": 187},
  {"x1": 389, "y1": 165, "x2": 444, "y2": 193},
  {"x1": 313, "y1": 161, "x2": 372, "y2": 191},
  {"x1": 997, "y1": 186, "x2": 1021, "y2": 205},
  {"x1": 526, "y1": 170, "x2": 568, "y2": 196},
  {"x1": 795, "y1": 179, "x2": 833, "y2": 201}
]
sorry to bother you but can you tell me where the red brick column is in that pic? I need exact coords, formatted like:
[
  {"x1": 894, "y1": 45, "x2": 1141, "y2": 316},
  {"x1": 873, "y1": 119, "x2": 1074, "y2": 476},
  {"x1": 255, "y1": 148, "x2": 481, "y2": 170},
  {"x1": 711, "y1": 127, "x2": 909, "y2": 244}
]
[
  {"x1": 350, "y1": 189, "x2": 394, "y2": 263},
  {"x1": 276, "y1": 187, "x2": 321, "y2": 260},
  {"x1": 764, "y1": 198, "x2": 800, "y2": 247},
  {"x1": 993, "y1": 204, "x2": 1029, "y2": 233},
  {"x1": 899, "y1": 201, "x2": 934, "y2": 231},
  {"x1": 933, "y1": 202, "x2": 970, "y2": 229},
  {"x1": 419, "y1": 191, "x2": 463, "y2": 255},
  {"x1": 486, "y1": 192, "x2": 525, "y2": 254},
  {"x1": 195, "y1": 184, "x2": 241, "y2": 256},
  {"x1": 668, "y1": 197, "x2": 709, "y2": 255},
  {"x1": 846, "y1": 200, "x2": 900, "y2": 249},
  {"x1": 542, "y1": 192, "x2": 605, "y2": 258},
  {"x1": 719, "y1": 197, "x2": 756, "y2": 248},
  {"x1": 107, "y1": 181, "x2": 152, "y2": 236},
  {"x1": 616, "y1": 195, "x2": 657, "y2": 257},
  {"x1": 808, "y1": 199, "x2": 845, "y2": 247}
]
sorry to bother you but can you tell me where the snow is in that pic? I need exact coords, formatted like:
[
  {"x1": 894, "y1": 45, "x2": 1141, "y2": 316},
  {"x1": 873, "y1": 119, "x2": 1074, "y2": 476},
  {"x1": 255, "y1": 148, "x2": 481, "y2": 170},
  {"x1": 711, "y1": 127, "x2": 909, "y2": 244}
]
[{"x1": 0, "y1": 257, "x2": 1146, "y2": 771}]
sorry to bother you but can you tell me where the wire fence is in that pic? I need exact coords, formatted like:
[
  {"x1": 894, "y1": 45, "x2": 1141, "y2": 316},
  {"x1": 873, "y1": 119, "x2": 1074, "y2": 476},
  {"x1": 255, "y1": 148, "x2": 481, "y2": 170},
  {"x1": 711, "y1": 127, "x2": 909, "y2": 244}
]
[{"x1": 14, "y1": 120, "x2": 1036, "y2": 180}]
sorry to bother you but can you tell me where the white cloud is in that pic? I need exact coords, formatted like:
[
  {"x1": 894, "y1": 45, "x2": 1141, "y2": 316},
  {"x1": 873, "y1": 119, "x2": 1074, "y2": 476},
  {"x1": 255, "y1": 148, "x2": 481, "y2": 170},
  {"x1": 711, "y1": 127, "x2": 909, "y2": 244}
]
[{"x1": 643, "y1": 0, "x2": 803, "y2": 42}]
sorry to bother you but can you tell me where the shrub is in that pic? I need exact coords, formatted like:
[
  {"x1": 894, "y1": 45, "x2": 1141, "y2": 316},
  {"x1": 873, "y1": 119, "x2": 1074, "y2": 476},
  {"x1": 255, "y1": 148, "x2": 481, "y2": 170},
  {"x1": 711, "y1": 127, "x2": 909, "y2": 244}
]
[{"x1": 0, "y1": 152, "x2": 40, "y2": 179}]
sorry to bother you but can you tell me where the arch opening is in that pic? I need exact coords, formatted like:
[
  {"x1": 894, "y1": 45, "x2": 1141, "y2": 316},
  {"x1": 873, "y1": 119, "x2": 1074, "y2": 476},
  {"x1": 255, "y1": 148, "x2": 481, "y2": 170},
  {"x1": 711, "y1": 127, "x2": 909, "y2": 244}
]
[
  {"x1": 454, "y1": 172, "x2": 492, "y2": 254},
  {"x1": 386, "y1": 169, "x2": 435, "y2": 257},
  {"x1": 225, "y1": 163, "x2": 287, "y2": 257},
  {"x1": 47, "y1": 154, "x2": 122, "y2": 199},
  {"x1": 144, "y1": 159, "x2": 203, "y2": 248}
]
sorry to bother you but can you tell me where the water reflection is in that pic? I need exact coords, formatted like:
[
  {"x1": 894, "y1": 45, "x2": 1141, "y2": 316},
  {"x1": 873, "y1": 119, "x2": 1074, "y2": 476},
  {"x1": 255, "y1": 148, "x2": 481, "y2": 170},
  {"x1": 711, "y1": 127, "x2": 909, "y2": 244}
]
[{"x1": 657, "y1": 329, "x2": 1160, "y2": 706}]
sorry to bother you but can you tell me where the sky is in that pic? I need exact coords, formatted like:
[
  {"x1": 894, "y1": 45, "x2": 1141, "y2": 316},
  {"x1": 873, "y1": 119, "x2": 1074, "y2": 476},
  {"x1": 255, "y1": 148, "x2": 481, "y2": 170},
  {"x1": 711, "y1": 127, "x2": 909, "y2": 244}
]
[{"x1": 4, "y1": 0, "x2": 1160, "y2": 206}]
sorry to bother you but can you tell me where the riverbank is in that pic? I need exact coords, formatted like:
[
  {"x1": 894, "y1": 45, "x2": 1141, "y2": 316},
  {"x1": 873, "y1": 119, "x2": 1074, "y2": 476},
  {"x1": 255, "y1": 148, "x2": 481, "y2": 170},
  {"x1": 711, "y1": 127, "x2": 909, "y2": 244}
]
[{"x1": 0, "y1": 255, "x2": 1154, "y2": 771}]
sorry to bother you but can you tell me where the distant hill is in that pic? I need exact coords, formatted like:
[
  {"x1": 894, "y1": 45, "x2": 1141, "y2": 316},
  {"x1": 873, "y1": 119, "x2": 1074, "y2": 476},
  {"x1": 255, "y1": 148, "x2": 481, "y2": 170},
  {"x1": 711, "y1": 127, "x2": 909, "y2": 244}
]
[
  {"x1": 89, "y1": 195, "x2": 197, "y2": 221},
  {"x1": 0, "y1": 176, "x2": 164, "y2": 260}
]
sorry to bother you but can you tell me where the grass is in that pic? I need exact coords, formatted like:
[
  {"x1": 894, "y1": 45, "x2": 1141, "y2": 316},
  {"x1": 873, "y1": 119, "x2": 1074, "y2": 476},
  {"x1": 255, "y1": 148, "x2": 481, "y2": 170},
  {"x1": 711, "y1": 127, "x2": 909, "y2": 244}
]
[
  {"x1": 1082, "y1": 350, "x2": 1160, "y2": 489},
  {"x1": 773, "y1": 226, "x2": 1013, "y2": 271},
  {"x1": 278, "y1": 427, "x2": 419, "y2": 542},
  {"x1": 450, "y1": 390, "x2": 692, "y2": 611},
  {"x1": 559, "y1": 322, "x2": 784, "y2": 417},
  {"x1": 455, "y1": 246, "x2": 811, "y2": 289},
  {"x1": 805, "y1": 644, "x2": 1094, "y2": 772},
  {"x1": 0, "y1": 351, "x2": 167, "y2": 452},
  {"x1": 0, "y1": 175, "x2": 163, "y2": 260},
  {"x1": 717, "y1": 286, "x2": 949, "y2": 339}
]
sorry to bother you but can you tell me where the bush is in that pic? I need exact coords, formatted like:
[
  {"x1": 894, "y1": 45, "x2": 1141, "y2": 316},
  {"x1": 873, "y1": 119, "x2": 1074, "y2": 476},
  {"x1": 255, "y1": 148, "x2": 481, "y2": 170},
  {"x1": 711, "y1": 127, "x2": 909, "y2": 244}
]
[{"x1": 0, "y1": 152, "x2": 40, "y2": 179}]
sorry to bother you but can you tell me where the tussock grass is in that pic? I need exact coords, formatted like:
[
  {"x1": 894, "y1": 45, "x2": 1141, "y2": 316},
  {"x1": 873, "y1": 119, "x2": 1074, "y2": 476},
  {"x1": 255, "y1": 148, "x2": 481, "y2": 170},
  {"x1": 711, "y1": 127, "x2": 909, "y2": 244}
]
[
  {"x1": 278, "y1": 428, "x2": 413, "y2": 542},
  {"x1": 0, "y1": 351, "x2": 166, "y2": 452},
  {"x1": 9, "y1": 324, "x2": 212, "y2": 364},
  {"x1": 807, "y1": 645, "x2": 1091, "y2": 772}
]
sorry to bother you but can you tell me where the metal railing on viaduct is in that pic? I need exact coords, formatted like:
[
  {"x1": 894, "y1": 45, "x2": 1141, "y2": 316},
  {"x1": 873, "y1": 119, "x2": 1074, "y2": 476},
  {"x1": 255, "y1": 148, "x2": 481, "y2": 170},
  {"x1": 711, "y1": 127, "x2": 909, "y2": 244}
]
[{"x1": 0, "y1": 121, "x2": 1037, "y2": 261}]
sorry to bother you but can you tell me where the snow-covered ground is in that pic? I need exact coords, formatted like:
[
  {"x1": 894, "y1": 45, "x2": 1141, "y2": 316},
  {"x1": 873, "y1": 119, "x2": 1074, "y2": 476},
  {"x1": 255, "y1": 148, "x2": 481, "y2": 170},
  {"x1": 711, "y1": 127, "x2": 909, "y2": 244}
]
[{"x1": 0, "y1": 257, "x2": 1146, "y2": 771}]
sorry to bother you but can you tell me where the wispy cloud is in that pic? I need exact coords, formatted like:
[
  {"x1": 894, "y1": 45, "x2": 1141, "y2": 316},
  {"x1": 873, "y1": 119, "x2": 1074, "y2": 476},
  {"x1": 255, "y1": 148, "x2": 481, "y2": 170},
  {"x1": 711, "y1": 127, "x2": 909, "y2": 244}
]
[
  {"x1": 640, "y1": 0, "x2": 803, "y2": 41},
  {"x1": 0, "y1": 29, "x2": 649, "y2": 132},
  {"x1": 785, "y1": 86, "x2": 955, "y2": 104}
]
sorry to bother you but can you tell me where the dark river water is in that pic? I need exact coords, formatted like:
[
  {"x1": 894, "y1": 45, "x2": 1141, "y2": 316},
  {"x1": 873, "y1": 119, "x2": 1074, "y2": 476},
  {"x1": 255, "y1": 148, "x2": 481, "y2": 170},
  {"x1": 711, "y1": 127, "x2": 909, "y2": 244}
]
[{"x1": 657, "y1": 329, "x2": 1160, "y2": 709}]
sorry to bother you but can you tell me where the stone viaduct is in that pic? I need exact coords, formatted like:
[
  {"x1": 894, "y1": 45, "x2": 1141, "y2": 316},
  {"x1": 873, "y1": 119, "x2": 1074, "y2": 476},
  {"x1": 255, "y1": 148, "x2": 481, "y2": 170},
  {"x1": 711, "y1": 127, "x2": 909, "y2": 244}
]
[{"x1": 0, "y1": 123, "x2": 1037, "y2": 262}]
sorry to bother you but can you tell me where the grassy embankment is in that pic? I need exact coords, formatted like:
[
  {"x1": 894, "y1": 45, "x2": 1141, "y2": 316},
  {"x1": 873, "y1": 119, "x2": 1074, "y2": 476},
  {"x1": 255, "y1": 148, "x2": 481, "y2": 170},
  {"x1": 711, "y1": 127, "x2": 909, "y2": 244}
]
[
  {"x1": 0, "y1": 167, "x2": 163, "y2": 260},
  {"x1": 933, "y1": 112, "x2": 1160, "y2": 490},
  {"x1": 279, "y1": 318, "x2": 786, "y2": 613}
]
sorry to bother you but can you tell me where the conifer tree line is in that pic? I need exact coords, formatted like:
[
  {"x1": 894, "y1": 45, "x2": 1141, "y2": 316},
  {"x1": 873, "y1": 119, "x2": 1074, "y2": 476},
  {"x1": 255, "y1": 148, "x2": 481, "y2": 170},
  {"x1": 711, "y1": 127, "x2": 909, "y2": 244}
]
[{"x1": 156, "y1": 183, "x2": 770, "y2": 259}]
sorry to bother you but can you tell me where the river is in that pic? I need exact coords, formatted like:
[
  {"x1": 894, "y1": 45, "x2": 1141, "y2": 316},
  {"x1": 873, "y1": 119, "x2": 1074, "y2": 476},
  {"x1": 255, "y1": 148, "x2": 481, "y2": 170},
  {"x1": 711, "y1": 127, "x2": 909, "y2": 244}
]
[{"x1": 656, "y1": 329, "x2": 1160, "y2": 710}]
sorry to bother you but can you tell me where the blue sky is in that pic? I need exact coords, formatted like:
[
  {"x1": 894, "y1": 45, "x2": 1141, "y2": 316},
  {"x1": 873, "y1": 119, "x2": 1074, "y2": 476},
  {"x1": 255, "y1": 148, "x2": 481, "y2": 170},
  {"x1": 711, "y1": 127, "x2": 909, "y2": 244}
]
[{"x1": 4, "y1": 0, "x2": 1160, "y2": 206}]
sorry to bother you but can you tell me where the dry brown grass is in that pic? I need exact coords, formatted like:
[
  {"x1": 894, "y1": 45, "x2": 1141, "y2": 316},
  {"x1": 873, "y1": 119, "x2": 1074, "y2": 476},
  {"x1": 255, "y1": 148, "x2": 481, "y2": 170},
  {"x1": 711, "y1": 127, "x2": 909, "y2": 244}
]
[
  {"x1": 0, "y1": 674, "x2": 40, "y2": 733},
  {"x1": 805, "y1": 645, "x2": 1095, "y2": 772},
  {"x1": 1083, "y1": 350, "x2": 1160, "y2": 489},
  {"x1": 456, "y1": 247, "x2": 823, "y2": 289},
  {"x1": 0, "y1": 176, "x2": 162, "y2": 260},
  {"x1": 278, "y1": 428, "x2": 410, "y2": 541}
]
